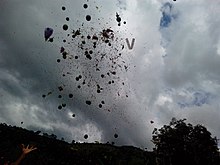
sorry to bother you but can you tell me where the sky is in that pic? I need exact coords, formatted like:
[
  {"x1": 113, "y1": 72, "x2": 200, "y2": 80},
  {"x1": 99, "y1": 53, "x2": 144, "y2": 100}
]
[{"x1": 0, "y1": 0, "x2": 220, "y2": 150}]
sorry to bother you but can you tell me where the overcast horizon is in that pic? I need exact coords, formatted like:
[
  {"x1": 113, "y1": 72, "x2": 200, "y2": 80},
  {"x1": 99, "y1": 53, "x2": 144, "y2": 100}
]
[{"x1": 1, "y1": 0, "x2": 220, "y2": 150}]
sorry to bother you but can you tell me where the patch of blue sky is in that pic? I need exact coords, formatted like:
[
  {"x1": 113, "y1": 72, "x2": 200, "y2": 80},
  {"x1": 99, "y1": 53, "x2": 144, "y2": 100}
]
[
  {"x1": 159, "y1": 2, "x2": 177, "y2": 29},
  {"x1": 159, "y1": 2, "x2": 178, "y2": 57},
  {"x1": 160, "y1": 11, "x2": 172, "y2": 28},
  {"x1": 177, "y1": 90, "x2": 215, "y2": 109},
  {"x1": 162, "y1": 87, "x2": 215, "y2": 108}
]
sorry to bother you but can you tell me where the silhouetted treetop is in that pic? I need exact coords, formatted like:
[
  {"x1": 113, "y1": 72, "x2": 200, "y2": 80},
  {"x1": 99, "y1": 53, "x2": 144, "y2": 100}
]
[{"x1": 152, "y1": 118, "x2": 219, "y2": 165}]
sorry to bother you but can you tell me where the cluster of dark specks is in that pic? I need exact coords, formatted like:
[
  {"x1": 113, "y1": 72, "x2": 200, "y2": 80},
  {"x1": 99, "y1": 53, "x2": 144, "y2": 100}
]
[
  {"x1": 72, "y1": 29, "x2": 81, "y2": 38},
  {"x1": 98, "y1": 100, "x2": 105, "y2": 108},
  {"x1": 116, "y1": 12, "x2": 127, "y2": 26},
  {"x1": 96, "y1": 84, "x2": 103, "y2": 94},
  {"x1": 75, "y1": 75, "x2": 82, "y2": 81},
  {"x1": 116, "y1": 13, "x2": 121, "y2": 26},
  {"x1": 58, "y1": 102, "x2": 67, "y2": 110},
  {"x1": 43, "y1": 2, "x2": 133, "y2": 141},
  {"x1": 58, "y1": 86, "x2": 64, "y2": 91}
]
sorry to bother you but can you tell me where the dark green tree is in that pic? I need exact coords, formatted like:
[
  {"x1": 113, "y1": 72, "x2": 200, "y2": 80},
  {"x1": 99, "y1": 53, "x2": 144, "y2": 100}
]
[{"x1": 152, "y1": 118, "x2": 219, "y2": 165}]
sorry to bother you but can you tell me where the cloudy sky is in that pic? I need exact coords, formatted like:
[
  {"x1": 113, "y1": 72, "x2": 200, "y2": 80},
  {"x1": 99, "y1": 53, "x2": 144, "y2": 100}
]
[{"x1": 0, "y1": 0, "x2": 220, "y2": 150}]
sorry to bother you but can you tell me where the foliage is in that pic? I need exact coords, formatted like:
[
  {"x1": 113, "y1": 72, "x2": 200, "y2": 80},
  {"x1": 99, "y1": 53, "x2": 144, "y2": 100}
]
[
  {"x1": 0, "y1": 123, "x2": 155, "y2": 165},
  {"x1": 152, "y1": 118, "x2": 220, "y2": 165}
]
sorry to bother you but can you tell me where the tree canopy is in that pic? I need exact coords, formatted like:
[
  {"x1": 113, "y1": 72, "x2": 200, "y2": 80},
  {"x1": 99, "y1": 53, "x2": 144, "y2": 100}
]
[{"x1": 152, "y1": 118, "x2": 220, "y2": 165}]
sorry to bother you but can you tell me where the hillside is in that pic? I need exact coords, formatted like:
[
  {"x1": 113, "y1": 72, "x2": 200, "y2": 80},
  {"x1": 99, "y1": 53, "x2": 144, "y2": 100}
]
[{"x1": 0, "y1": 123, "x2": 156, "y2": 165}]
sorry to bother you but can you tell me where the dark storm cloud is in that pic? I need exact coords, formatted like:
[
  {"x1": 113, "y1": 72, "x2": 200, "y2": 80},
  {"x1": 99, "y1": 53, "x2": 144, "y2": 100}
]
[
  {"x1": 0, "y1": 0, "x2": 153, "y2": 148},
  {"x1": 0, "y1": 0, "x2": 86, "y2": 134}
]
